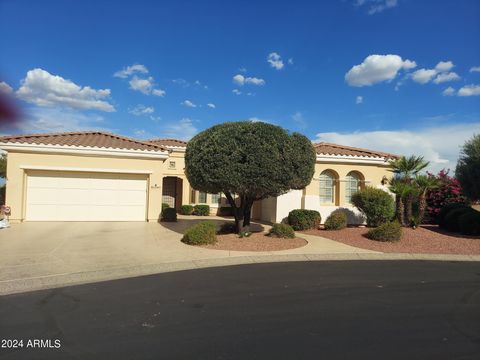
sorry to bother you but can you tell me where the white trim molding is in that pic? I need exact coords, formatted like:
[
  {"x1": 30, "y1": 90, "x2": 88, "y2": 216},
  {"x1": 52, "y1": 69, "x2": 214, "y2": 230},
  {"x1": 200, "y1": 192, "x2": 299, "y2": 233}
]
[
  {"x1": 0, "y1": 143, "x2": 169, "y2": 159},
  {"x1": 20, "y1": 165, "x2": 153, "y2": 174},
  {"x1": 316, "y1": 153, "x2": 390, "y2": 165}
]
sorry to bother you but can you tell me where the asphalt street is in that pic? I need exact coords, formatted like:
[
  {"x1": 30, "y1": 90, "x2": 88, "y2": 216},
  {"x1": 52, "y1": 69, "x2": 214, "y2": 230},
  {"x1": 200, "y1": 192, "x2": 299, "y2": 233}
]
[{"x1": 0, "y1": 260, "x2": 479, "y2": 360}]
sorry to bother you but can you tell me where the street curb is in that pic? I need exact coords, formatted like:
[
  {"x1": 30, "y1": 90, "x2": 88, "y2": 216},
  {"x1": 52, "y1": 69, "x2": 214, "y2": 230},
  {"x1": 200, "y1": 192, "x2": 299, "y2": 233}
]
[{"x1": 1, "y1": 253, "x2": 479, "y2": 296}]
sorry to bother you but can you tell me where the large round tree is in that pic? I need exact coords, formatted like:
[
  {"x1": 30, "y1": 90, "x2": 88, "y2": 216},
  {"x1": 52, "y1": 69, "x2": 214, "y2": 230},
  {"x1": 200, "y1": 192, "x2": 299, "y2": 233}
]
[
  {"x1": 185, "y1": 121, "x2": 316, "y2": 233},
  {"x1": 456, "y1": 134, "x2": 480, "y2": 202}
]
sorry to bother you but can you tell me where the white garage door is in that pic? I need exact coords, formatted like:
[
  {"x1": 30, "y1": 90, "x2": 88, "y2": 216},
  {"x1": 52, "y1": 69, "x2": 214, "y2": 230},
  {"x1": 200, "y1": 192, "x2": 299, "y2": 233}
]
[{"x1": 26, "y1": 171, "x2": 148, "y2": 221}]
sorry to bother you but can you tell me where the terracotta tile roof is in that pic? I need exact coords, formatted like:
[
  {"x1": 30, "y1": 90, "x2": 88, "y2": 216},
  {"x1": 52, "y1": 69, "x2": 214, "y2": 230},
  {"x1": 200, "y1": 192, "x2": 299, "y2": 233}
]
[
  {"x1": 0, "y1": 131, "x2": 167, "y2": 152},
  {"x1": 147, "y1": 138, "x2": 188, "y2": 147},
  {"x1": 314, "y1": 142, "x2": 398, "y2": 159}
]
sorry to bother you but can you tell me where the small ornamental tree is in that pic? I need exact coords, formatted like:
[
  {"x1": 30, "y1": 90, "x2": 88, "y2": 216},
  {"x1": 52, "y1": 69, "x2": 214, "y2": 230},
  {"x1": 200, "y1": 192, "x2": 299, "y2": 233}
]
[
  {"x1": 456, "y1": 134, "x2": 480, "y2": 202},
  {"x1": 426, "y1": 169, "x2": 467, "y2": 223},
  {"x1": 185, "y1": 121, "x2": 316, "y2": 233}
]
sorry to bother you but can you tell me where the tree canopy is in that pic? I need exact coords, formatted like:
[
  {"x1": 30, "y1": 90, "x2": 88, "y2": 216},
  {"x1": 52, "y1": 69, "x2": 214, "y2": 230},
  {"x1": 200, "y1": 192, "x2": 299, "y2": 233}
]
[
  {"x1": 185, "y1": 121, "x2": 316, "y2": 232},
  {"x1": 456, "y1": 134, "x2": 480, "y2": 201}
]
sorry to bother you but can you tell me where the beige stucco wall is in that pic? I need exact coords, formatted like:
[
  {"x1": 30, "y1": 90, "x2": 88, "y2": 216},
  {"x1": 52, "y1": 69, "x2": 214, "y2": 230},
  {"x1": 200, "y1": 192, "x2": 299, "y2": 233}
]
[{"x1": 4, "y1": 151, "x2": 167, "y2": 222}]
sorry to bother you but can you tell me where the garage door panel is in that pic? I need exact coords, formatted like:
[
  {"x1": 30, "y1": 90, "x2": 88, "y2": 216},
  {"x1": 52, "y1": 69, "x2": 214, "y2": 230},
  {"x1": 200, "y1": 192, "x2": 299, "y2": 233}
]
[{"x1": 26, "y1": 172, "x2": 148, "y2": 221}]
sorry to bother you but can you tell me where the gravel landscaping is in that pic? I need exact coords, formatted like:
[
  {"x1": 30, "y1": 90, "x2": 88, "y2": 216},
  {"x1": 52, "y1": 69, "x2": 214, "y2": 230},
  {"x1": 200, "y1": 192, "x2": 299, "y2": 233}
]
[
  {"x1": 200, "y1": 232, "x2": 307, "y2": 252},
  {"x1": 302, "y1": 225, "x2": 480, "y2": 255}
]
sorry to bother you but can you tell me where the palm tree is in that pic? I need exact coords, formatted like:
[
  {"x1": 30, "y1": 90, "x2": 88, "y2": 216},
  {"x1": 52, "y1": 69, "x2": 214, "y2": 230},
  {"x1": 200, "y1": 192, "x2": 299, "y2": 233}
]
[
  {"x1": 415, "y1": 174, "x2": 439, "y2": 223},
  {"x1": 389, "y1": 178, "x2": 409, "y2": 225},
  {"x1": 389, "y1": 155, "x2": 430, "y2": 225}
]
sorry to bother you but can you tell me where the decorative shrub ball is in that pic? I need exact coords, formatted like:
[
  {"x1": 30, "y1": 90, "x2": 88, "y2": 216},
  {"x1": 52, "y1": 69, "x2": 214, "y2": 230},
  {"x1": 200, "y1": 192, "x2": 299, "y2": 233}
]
[
  {"x1": 161, "y1": 207, "x2": 177, "y2": 222},
  {"x1": 366, "y1": 221, "x2": 402, "y2": 242},
  {"x1": 288, "y1": 209, "x2": 321, "y2": 230},
  {"x1": 180, "y1": 205, "x2": 194, "y2": 215},
  {"x1": 181, "y1": 222, "x2": 217, "y2": 245},
  {"x1": 351, "y1": 187, "x2": 395, "y2": 227},
  {"x1": 438, "y1": 202, "x2": 470, "y2": 229},
  {"x1": 324, "y1": 211, "x2": 348, "y2": 230},
  {"x1": 444, "y1": 207, "x2": 475, "y2": 233},
  {"x1": 194, "y1": 204, "x2": 210, "y2": 216},
  {"x1": 268, "y1": 223, "x2": 295, "y2": 238},
  {"x1": 458, "y1": 210, "x2": 480, "y2": 236}
]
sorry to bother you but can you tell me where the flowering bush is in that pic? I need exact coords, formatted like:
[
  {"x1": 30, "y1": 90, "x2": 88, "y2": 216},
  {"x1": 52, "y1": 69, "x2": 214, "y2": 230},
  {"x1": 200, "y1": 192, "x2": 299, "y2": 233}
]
[{"x1": 426, "y1": 169, "x2": 468, "y2": 223}]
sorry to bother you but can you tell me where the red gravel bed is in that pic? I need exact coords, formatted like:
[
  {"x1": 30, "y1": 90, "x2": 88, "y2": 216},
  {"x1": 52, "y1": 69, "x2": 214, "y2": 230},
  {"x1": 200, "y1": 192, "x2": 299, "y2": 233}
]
[
  {"x1": 201, "y1": 232, "x2": 307, "y2": 252},
  {"x1": 302, "y1": 225, "x2": 480, "y2": 255}
]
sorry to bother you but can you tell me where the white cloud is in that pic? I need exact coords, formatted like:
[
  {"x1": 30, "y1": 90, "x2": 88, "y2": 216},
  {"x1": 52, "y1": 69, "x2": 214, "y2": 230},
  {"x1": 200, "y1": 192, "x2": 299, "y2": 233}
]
[
  {"x1": 411, "y1": 68, "x2": 437, "y2": 84},
  {"x1": 355, "y1": 0, "x2": 398, "y2": 15},
  {"x1": 356, "y1": 95, "x2": 363, "y2": 104},
  {"x1": 16, "y1": 68, "x2": 115, "y2": 112},
  {"x1": 232, "y1": 89, "x2": 242, "y2": 95},
  {"x1": 442, "y1": 87, "x2": 455, "y2": 96},
  {"x1": 435, "y1": 61, "x2": 454, "y2": 72},
  {"x1": 288, "y1": 58, "x2": 294, "y2": 65},
  {"x1": 129, "y1": 104, "x2": 154, "y2": 116},
  {"x1": 207, "y1": 103, "x2": 216, "y2": 109},
  {"x1": 17, "y1": 107, "x2": 109, "y2": 133},
  {"x1": 470, "y1": 66, "x2": 480, "y2": 73},
  {"x1": 458, "y1": 84, "x2": 480, "y2": 97},
  {"x1": 232, "y1": 74, "x2": 265, "y2": 86},
  {"x1": 267, "y1": 52, "x2": 284, "y2": 70},
  {"x1": 0, "y1": 81, "x2": 13, "y2": 94},
  {"x1": 291, "y1": 111, "x2": 306, "y2": 129},
  {"x1": 314, "y1": 122, "x2": 480, "y2": 173},
  {"x1": 238, "y1": 67, "x2": 247, "y2": 73},
  {"x1": 345, "y1": 54, "x2": 416, "y2": 87},
  {"x1": 248, "y1": 117, "x2": 272, "y2": 124},
  {"x1": 114, "y1": 64, "x2": 148, "y2": 78},
  {"x1": 181, "y1": 100, "x2": 196, "y2": 108},
  {"x1": 152, "y1": 89, "x2": 166, "y2": 97},
  {"x1": 161, "y1": 118, "x2": 198, "y2": 140},
  {"x1": 433, "y1": 72, "x2": 460, "y2": 84}
]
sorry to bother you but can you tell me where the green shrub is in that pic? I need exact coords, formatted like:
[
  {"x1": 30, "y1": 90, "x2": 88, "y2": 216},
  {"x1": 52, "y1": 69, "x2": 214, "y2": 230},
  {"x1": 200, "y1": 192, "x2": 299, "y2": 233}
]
[
  {"x1": 288, "y1": 209, "x2": 321, "y2": 230},
  {"x1": 180, "y1": 204, "x2": 194, "y2": 215},
  {"x1": 218, "y1": 222, "x2": 237, "y2": 234},
  {"x1": 444, "y1": 207, "x2": 475, "y2": 233},
  {"x1": 217, "y1": 206, "x2": 234, "y2": 216},
  {"x1": 161, "y1": 207, "x2": 177, "y2": 222},
  {"x1": 324, "y1": 211, "x2": 347, "y2": 230},
  {"x1": 268, "y1": 223, "x2": 295, "y2": 238},
  {"x1": 438, "y1": 202, "x2": 469, "y2": 228},
  {"x1": 366, "y1": 221, "x2": 402, "y2": 242},
  {"x1": 182, "y1": 222, "x2": 217, "y2": 245},
  {"x1": 193, "y1": 204, "x2": 210, "y2": 216},
  {"x1": 351, "y1": 187, "x2": 395, "y2": 227},
  {"x1": 162, "y1": 203, "x2": 170, "y2": 211},
  {"x1": 459, "y1": 210, "x2": 480, "y2": 236}
]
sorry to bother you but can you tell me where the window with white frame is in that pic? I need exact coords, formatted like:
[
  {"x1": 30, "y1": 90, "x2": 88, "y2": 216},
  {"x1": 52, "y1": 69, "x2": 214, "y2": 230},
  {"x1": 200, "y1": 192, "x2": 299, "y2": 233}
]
[
  {"x1": 211, "y1": 193, "x2": 221, "y2": 204},
  {"x1": 198, "y1": 191, "x2": 207, "y2": 203},
  {"x1": 345, "y1": 171, "x2": 361, "y2": 204},
  {"x1": 319, "y1": 170, "x2": 336, "y2": 204}
]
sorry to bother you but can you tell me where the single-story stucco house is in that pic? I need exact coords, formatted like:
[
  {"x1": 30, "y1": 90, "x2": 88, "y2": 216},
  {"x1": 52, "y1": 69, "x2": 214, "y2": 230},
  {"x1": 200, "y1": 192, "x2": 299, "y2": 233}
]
[{"x1": 0, "y1": 131, "x2": 397, "y2": 224}]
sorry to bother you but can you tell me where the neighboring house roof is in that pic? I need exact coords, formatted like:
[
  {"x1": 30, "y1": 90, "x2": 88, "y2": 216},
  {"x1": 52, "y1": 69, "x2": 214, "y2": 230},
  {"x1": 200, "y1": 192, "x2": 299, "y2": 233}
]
[
  {"x1": 314, "y1": 142, "x2": 398, "y2": 159},
  {"x1": 0, "y1": 131, "x2": 167, "y2": 152},
  {"x1": 147, "y1": 138, "x2": 187, "y2": 148}
]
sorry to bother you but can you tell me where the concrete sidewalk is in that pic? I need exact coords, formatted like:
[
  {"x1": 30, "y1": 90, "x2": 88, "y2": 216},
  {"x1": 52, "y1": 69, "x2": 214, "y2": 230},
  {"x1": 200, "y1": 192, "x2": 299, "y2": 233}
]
[{"x1": 1, "y1": 218, "x2": 478, "y2": 295}]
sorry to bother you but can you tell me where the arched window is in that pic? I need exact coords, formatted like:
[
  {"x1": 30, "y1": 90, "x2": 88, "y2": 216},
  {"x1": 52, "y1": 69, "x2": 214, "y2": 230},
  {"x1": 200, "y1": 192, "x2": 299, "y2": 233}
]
[
  {"x1": 319, "y1": 170, "x2": 336, "y2": 204},
  {"x1": 345, "y1": 171, "x2": 362, "y2": 204}
]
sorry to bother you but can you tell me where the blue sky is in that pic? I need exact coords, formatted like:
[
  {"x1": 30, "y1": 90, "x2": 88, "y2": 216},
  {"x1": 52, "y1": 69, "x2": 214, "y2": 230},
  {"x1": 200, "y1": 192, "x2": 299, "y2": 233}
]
[{"x1": 0, "y1": 0, "x2": 479, "y2": 172}]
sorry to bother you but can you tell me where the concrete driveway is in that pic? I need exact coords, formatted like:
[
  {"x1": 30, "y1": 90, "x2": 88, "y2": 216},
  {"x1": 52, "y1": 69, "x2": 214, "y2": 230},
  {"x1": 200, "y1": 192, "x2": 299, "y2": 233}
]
[{"x1": 0, "y1": 217, "x2": 375, "y2": 294}]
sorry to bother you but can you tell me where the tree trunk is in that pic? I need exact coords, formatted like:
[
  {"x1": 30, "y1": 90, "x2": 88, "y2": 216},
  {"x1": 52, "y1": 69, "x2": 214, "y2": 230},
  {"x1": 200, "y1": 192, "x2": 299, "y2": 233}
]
[
  {"x1": 396, "y1": 195, "x2": 405, "y2": 226},
  {"x1": 418, "y1": 192, "x2": 427, "y2": 224},
  {"x1": 224, "y1": 192, "x2": 244, "y2": 233},
  {"x1": 242, "y1": 198, "x2": 254, "y2": 233},
  {"x1": 405, "y1": 194, "x2": 413, "y2": 226},
  {"x1": 223, "y1": 192, "x2": 255, "y2": 234}
]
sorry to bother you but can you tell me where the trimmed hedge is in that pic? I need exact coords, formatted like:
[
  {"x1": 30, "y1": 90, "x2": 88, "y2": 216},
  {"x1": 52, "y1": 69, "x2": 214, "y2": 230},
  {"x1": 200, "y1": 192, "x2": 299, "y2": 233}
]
[
  {"x1": 161, "y1": 207, "x2": 177, "y2": 222},
  {"x1": 217, "y1": 206, "x2": 234, "y2": 216},
  {"x1": 459, "y1": 210, "x2": 480, "y2": 236},
  {"x1": 268, "y1": 223, "x2": 295, "y2": 238},
  {"x1": 288, "y1": 209, "x2": 321, "y2": 230},
  {"x1": 218, "y1": 222, "x2": 237, "y2": 234},
  {"x1": 438, "y1": 202, "x2": 470, "y2": 229},
  {"x1": 182, "y1": 222, "x2": 217, "y2": 245},
  {"x1": 351, "y1": 187, "x2": 395, "y2": 227},
  {"x1": 444, "y1": 207, "x2": 475, "y2": 233},
  {"x1": 162, "y1": 203, "x2": 170, "y2": 211},
  {"x1": 194, "y1": 204, "x2": 210, "y2": 216},
  {"x1": 366, "y1": 221, "x2": 402, "y2": 242},
  {"x1": 180, "y1": 204, "x2": 194, "y2": 215},
  {"x1": 324, "y1": 211, "x2": 347, "y2": 230}
]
